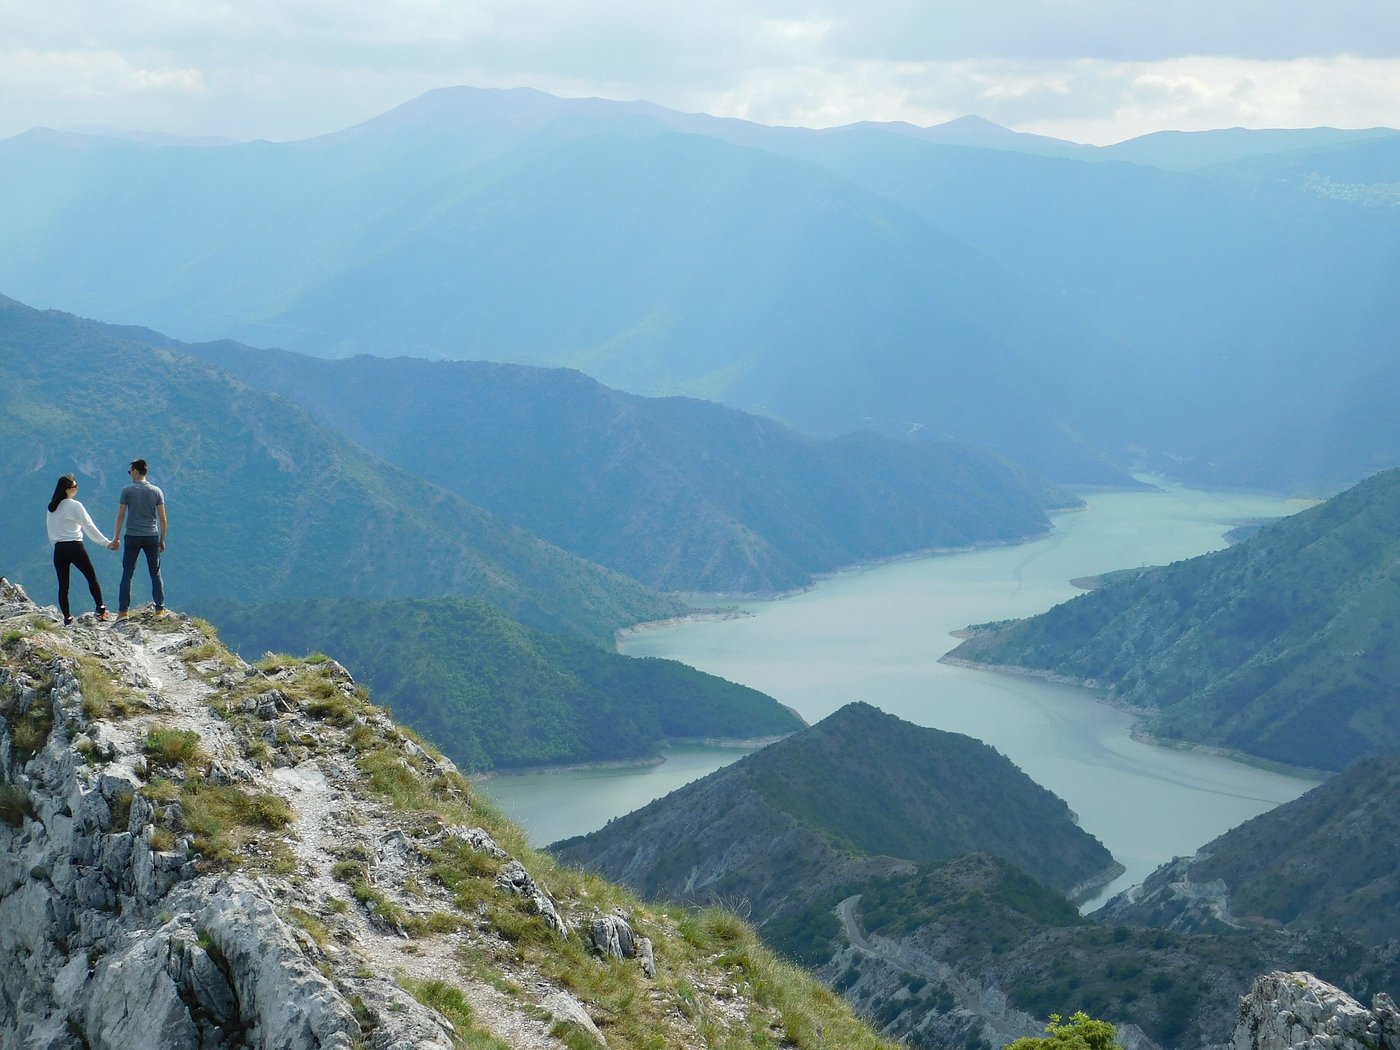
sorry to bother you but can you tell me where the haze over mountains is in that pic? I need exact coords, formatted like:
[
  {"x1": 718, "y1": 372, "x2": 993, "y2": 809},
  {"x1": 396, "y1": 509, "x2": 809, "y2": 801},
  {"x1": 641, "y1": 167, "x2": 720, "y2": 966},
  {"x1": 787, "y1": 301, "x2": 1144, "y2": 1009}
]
[{"x1": 4, "y1": 87, "x2": 1399, "y2": 491}]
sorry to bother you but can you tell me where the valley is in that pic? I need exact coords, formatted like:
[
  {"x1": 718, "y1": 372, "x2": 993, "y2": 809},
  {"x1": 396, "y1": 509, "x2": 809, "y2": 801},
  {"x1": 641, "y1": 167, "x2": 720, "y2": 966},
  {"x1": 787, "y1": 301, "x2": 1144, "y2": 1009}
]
[
  {"x1": 4, "y1": 81, "x2": 1400, "y2": 1050},
  {"x1": 486, "y1": 483, "x2": 1323, "y2": 902}
]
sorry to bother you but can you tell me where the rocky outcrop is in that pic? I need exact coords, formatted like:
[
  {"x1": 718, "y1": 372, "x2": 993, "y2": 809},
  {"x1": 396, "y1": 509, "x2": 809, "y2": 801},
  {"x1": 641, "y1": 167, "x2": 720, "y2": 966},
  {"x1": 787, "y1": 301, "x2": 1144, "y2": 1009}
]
[
  {"x1": 9, "y1": 577, "x2": 841, "y2": 1050},
  {"x1": 1234, "y1": 972, "x2": 1399, "y2": 1050},
  {"x1": 585, "y1": 910, "x2": 656, "y2": 978},
  {"x1": 0, "y1": 579, "x2": 456, "y2": 1049}
]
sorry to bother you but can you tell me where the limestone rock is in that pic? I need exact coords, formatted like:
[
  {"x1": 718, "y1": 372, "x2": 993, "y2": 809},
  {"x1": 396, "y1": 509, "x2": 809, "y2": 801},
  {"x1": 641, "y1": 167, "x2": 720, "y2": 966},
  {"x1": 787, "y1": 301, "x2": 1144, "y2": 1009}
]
[
  {"x1": 495, "y1": 859, "x2": 567, "y2": 935},
  {"x1": 1233, "y1": 971, "x2": 1399, "y2": 1050}
]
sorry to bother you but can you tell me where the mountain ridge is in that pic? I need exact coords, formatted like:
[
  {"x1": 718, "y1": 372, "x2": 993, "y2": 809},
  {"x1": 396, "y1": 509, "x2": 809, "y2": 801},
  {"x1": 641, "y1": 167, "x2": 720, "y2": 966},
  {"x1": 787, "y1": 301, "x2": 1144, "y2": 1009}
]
[
  {"x1": 176, "y1": 339, "x2": 1081, "y2": 594},
  {"x1": 552, "y1": 701, "x2": 1121, "y2": 916}
]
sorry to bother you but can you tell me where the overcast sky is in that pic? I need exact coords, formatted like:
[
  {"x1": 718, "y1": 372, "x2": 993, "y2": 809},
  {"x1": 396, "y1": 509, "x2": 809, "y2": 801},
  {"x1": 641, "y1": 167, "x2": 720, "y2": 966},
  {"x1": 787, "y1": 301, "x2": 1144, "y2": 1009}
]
[{"x1": 3, "y1": 1, "x2": 1399, "y2": 145}]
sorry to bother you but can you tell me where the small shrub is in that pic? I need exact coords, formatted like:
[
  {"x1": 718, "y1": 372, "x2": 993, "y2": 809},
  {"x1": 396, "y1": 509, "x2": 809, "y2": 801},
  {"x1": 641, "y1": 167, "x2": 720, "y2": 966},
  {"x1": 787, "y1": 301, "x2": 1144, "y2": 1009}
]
[
  {"x1": 0, "y1": 784, "x2": 35, "y2": 827},
  {"x1": 145, "y1": 726, "x2": 205, "y2": 770},
  {"x1": 11, "y1": 694, "x2": 55, "y2": 762},
  {"x1": 1006, "y1": 1012, "x2": 1123, "y2": 1050}
]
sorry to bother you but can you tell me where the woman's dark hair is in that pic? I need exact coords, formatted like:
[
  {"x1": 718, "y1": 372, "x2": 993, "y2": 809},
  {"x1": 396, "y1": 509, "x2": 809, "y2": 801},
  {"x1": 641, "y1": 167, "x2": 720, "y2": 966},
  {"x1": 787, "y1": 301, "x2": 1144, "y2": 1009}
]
[{"x1": 48, "y1": 474, "x2": 77, "y2": 514}]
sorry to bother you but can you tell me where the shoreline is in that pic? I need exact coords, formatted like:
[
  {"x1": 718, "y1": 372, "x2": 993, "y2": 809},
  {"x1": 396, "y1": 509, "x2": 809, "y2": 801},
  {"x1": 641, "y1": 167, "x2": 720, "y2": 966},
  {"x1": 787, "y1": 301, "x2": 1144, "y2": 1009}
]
[
  {"x1": 470, "y1": 733, "x2": 789, "y2": 782},
  {"x1": 938, "y1": 655, "x2": 1330, "y2": 781},
  {"x1": 618, "y1": 524, "x2": 1069, "y2": 643}
]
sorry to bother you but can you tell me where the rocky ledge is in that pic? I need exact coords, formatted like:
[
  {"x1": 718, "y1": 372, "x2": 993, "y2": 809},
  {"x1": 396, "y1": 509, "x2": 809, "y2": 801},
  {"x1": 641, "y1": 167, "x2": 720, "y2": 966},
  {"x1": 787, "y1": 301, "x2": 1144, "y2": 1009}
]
[{"x1": 0, "y1": 578, "x2": 884, "y2": 1050}]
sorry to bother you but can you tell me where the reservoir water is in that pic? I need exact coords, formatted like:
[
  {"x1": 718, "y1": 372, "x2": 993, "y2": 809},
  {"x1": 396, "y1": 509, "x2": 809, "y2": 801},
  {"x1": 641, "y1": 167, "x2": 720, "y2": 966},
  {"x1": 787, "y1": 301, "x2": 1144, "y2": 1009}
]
[{"x1": 481, "y1": 483, "x2": 1325, "y2": 907}]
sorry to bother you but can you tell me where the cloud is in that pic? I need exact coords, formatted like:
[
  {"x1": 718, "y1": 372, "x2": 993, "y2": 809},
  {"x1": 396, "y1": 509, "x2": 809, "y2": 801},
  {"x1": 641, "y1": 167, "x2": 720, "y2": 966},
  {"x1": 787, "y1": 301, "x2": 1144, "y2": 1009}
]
[{"x1": 0, "y1": 0, "x2": 1398, "y2": 142}]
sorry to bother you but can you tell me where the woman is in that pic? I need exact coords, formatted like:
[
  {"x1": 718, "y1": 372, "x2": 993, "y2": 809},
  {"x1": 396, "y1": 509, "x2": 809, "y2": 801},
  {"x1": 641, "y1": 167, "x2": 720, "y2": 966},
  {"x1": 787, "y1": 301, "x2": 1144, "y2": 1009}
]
[{"x1": 46, "y1": 474, "x2": 112, "y2": 625}]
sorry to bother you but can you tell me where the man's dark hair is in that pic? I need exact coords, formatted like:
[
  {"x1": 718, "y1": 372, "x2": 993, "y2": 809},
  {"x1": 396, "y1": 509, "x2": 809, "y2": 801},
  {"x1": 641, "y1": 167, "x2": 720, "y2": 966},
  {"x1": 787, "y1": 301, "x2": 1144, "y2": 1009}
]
[{"x1": 130, "y1": 459, "x2": 148, "y2": 476}]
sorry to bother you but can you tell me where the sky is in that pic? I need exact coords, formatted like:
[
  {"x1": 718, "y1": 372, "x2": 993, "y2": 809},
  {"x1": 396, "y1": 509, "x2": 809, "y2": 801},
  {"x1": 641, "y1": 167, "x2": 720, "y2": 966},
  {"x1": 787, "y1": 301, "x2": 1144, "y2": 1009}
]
[{"x1": 2, "y1": 1, "x2": 1399, "y2": 145}]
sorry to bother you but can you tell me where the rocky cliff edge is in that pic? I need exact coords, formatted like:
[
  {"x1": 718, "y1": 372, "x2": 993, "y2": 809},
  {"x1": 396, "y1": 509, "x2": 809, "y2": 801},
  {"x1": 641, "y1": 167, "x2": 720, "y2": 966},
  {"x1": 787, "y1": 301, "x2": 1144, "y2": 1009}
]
[{"x1": 0, "y1": 578, "x2": 894, "y2": 1050}]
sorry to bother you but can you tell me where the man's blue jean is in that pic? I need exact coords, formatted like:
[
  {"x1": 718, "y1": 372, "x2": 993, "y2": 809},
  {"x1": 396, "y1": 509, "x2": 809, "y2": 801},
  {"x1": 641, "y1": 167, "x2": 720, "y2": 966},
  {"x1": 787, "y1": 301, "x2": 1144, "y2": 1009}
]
[{"x1": 120, "y1": 535, "x2": 164, "y2": 612}]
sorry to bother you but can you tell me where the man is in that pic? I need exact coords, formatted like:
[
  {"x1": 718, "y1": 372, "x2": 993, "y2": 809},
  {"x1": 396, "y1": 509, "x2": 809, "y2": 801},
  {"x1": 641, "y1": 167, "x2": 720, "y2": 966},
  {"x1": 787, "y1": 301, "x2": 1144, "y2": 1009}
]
[{"x1": 109, "y1": 458, "x2": 168, "y2": 617}]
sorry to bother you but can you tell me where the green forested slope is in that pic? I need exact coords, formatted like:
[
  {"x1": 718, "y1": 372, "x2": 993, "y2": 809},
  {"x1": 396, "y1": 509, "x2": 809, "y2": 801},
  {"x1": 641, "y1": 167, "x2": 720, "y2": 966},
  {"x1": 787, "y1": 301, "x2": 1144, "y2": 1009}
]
[
  {"x1": 205, "y1": 594, "x2": 802, "y2": 771},
  {"x1": 553, "y1": 702, "x2": 1119, "y2": 911},
  {"x1": 1102, "y1": 752, "x2": 1400, "y2": 947},
  {"x1": 0, "y1": 295, "x2": 682, "y2": 642},
  {"x1": 178, "y1": 343, "x2": 1078, "y2": 593},
  {"x1": 777, "y1": 852, "x2": 1397, "y2": 1050},
  {"x1": 946, "y1": 468, "x2": 1400, "y2": 769}
]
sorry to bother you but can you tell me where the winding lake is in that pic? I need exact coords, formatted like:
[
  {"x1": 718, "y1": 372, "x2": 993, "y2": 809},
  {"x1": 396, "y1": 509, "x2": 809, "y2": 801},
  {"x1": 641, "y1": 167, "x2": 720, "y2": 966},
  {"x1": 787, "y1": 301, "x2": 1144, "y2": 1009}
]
[{"x1": 480, "y1": 483, "x2": 1324, "y2": 908}]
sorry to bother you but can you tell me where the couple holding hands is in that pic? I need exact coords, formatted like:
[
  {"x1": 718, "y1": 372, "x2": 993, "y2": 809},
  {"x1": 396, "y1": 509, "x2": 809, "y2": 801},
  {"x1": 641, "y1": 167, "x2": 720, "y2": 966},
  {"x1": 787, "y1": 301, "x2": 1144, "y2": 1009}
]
[{"x1": 45, "y1": 459, "x2": 168, "y2": 626}]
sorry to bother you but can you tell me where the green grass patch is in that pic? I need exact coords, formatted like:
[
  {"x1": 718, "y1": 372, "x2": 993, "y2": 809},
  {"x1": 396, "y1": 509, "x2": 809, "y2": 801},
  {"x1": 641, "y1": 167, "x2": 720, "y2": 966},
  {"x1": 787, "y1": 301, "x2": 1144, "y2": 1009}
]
[
  {"x1": 144, "y1": 725, "x2": 205, "y2": 771},
  {"x1": 178, "y1": 778, "x2": 294, "y2": 869},
  {"x1": 9, "y1": 691, "x2": 55, "y2": 763},
  {"x1": 401, "y1": 977, "x2": 517, "y2": 1050},
  {"x1": 77, "y1": 655, "x2": 140, "y2": 719}
]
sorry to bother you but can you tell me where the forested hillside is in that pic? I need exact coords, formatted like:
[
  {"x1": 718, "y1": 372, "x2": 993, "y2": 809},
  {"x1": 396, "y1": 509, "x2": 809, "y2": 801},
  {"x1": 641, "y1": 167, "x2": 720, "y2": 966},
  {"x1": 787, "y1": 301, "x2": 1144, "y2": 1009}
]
[
  {"x1": 204, "y1": 594, "x2": 802, "y2": 771},
  {"x1": 1100, "y1": 752, "x2": 1400, "y2": 947},
  {"x1": 553, "y1": 701, "x2": 1120, "y2": 916},
  {"x1": 180, "y1": 341, "x2": 1079, "y2": 593}
]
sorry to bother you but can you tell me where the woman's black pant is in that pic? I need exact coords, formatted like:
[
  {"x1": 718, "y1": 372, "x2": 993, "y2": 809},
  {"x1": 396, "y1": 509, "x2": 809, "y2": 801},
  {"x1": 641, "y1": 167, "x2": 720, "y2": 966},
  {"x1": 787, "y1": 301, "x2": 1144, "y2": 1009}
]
[{"x1": 53, "y1": 540, "x2": 105, "y2": 619}]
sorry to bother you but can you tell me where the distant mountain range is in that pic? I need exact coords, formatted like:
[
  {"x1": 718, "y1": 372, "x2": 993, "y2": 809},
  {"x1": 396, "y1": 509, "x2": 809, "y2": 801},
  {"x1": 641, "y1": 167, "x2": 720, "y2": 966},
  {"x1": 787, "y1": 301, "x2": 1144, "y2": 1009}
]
[
  {"x1": 5, "y1": 87, "x2": 1397, "y2": 489},
  {"x1": 552, "y1": 701, "x2": 1120, "y2": 915},
  {"x1": 0, "y1": 294, "x2": 678, "y2": 642},
  {"x1": 177, "y1": 341, "x2": 1078, "y2": 593},
  {"x1": 203, "y1": 594, "x2": 802, "y2": 772},
  {"x1": 945, "y1": 468, "x2": 1400, "y2": 771}
]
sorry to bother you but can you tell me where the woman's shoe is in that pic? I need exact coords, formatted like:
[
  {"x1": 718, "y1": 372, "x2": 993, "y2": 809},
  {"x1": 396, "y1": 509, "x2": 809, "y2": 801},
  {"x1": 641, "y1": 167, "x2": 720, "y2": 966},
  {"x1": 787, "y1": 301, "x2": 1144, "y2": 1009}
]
[{"x1": 63, "y1": 615, "x2": 74, "y2": 627}]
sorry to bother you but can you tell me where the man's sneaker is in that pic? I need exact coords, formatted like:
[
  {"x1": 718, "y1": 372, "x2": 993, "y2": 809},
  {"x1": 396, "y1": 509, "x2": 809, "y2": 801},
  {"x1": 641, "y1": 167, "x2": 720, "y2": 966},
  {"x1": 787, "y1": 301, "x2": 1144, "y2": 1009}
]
[
  {"x1": 154, "y1": 607, "x2": 169, "y2": 618},
  {"x1": 116, "y1": 611, "x2": 130, "y2": 620}
]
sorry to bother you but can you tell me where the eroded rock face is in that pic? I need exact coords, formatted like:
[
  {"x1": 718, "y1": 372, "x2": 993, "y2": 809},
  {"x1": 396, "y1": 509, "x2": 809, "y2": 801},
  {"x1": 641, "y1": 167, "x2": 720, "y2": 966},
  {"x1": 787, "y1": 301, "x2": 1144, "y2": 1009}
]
[
  {"x1": 1233, "y1": 972, "x2": 1399, "y2": 1050},
  {"x1": 0, "y1": 579, "x2": 457, "y2": 1049}
]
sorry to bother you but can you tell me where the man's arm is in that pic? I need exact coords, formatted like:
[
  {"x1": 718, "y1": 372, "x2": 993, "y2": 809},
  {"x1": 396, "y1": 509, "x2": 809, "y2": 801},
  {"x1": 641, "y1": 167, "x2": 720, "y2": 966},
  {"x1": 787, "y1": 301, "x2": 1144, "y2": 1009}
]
[
  {"x1": 158, "y1": 504, "x2": 168, "y2": 551},
  {"x1": 109, "y1": 505, "x2": 126, "y2": 550}
]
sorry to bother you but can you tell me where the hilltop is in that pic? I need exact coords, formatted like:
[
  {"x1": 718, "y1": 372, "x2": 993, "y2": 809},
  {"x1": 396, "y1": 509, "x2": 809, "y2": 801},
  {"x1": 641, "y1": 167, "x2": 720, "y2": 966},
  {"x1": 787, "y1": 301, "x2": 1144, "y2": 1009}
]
[
  {"x1": 0, "y1": 577, "x2": 896, "y2": 1049},
  {"x1": 946, "y1": 468, "x2": 1400, "y2": 770},
  {"x1": 552, "y1": 701, "x2": 1121, "y2": 917}
]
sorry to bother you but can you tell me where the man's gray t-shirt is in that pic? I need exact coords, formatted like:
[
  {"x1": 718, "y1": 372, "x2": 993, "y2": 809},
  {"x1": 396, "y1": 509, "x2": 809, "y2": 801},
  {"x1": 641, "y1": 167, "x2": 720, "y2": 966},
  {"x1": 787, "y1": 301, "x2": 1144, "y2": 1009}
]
[{"x1": 120, "y1": 481, "x2": 165, "y2": 536}]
